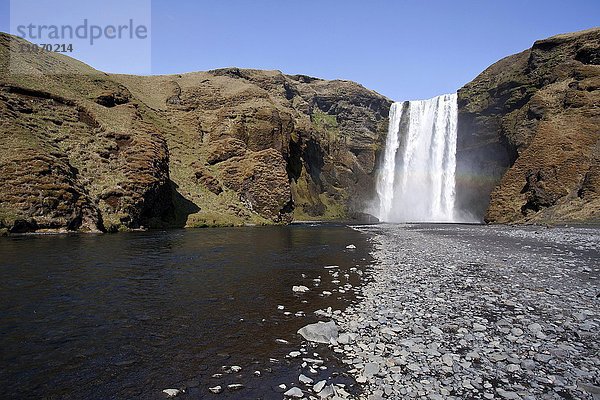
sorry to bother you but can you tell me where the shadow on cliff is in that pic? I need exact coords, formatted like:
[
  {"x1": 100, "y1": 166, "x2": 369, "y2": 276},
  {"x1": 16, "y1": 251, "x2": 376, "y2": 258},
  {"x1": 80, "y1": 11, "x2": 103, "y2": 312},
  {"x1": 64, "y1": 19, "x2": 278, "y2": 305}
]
[{"x1": 145, "y1": 180, "x2": 200, "y2": 229}]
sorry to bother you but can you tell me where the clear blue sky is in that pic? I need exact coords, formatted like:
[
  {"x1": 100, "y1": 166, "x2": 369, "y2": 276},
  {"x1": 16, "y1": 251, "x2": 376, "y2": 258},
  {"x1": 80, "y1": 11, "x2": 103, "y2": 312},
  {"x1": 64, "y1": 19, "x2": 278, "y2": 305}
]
[{"x1": 1, "y1": 0, "x2": 598, "y2": 100}]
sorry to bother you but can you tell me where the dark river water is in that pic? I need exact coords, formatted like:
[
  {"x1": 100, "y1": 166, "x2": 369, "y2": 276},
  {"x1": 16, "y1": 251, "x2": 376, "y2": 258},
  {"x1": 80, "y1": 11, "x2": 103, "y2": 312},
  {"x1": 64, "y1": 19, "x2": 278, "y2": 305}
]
[{"x1": 0, "y1": 224, "x2": 372, "y2": 399}]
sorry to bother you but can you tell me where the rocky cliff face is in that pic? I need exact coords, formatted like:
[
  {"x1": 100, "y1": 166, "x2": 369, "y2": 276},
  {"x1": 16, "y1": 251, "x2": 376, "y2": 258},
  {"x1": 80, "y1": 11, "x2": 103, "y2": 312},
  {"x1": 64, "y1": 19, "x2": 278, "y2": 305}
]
[
  {"x1": 2, "y1": 27, "x2": 598, "y2": 233},
  {"x1": 0, "y1": 33, "x2": 390, "y2": 233},
  {"x1": 457, "y1": 28, "x2": 600, "y2": 224}
]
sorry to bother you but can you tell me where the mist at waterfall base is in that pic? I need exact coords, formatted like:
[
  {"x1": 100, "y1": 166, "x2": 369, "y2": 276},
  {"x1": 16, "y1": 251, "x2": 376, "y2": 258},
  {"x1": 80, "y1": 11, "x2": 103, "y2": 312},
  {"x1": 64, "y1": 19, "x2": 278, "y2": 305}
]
[{"x1": 373, "y1": 93, "x2": 480, "y2": 223}]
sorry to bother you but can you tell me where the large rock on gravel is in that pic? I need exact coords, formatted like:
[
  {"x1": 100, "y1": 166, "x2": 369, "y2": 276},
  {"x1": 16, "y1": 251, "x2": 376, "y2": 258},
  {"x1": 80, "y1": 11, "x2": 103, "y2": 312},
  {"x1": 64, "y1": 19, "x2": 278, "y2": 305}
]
[
  {"x1": 297, "y1": 321, "x2": 339, "y2": 344},
  {"x1": 283, "y1": 387, "x2": 304, "y2": 398}
]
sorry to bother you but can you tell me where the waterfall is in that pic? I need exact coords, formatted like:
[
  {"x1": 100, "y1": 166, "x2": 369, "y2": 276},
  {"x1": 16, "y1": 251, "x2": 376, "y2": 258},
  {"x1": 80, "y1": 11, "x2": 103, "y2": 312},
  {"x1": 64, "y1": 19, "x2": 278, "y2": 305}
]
[{"x1": 375, "y1": 93, "x2": 458, "y2": 222}]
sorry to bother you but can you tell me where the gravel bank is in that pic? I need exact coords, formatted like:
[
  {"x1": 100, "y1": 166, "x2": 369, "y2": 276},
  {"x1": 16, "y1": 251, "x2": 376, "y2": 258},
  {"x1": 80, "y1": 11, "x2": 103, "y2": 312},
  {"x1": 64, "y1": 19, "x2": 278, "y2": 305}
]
[{"x1": 324, "y1": 224, "x2": 599, "y2": 400}]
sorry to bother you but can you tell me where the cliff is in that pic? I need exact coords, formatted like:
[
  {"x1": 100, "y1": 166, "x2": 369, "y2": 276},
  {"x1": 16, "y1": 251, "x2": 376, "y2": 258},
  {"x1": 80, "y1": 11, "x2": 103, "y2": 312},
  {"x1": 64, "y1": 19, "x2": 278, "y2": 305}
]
[
  {"x1": 0, "y1": 33, "x2": 390, "y2": 233},
  {"x1": 2, "y1": 27, "x2": 599, "y2": 233},
  {"x1": 456, "y1": 28, "x2": 600, "y2": 224}
]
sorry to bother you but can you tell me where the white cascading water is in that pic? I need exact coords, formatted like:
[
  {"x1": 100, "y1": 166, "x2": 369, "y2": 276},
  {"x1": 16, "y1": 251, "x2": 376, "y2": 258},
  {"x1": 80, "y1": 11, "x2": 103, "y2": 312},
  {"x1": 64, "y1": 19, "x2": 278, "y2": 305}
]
[{"x1": 376, "y1": 93, "x2": 458, "y2": 222}]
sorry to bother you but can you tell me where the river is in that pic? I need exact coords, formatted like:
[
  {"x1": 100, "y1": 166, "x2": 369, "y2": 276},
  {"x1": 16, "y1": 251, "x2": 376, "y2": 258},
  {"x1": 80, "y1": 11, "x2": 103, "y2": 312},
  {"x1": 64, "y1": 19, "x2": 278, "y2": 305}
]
[{"x1": 0, "y1": 224, "x2": 371, "y2": 399}]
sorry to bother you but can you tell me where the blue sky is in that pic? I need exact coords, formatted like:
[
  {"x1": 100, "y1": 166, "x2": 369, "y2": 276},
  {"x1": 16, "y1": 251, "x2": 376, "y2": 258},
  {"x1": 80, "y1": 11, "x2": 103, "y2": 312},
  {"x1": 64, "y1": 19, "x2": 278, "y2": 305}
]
[{"x1": 1, "y1": 0, "x2": 598, "y2": 100}]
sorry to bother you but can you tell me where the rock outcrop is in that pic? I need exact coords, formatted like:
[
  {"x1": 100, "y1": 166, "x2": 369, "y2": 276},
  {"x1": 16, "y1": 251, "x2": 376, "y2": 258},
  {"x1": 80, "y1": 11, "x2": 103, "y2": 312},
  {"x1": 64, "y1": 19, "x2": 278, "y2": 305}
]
[
  {"x1": 0, "y1": 33, "x2": 174, "y2": 233},
  {"x1": 0, "y1": 33, "x2": 390, "y2": 232},
  {"x1": 2, "y1": 26, "x2": 598, "y2": 232},
  {"x1": 457, "y1": 28, "x2": 600, "y2": 224}
]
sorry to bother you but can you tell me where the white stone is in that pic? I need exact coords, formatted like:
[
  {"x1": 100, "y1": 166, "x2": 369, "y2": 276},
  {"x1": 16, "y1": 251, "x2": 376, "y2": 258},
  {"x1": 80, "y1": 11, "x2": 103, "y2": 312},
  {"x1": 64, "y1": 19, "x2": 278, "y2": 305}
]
[
  {"x1": 364, "y1": 362, "x2": 379, "y2": 377},
  {"x1": 528, "y1": 322, "x2": 543, "y2": 333},
  {"x1": 507, "y1": 363, "x2": 520, "y2": 372},
  {"x1": 284, "y1": 387, "x2": 304, "y2": 398},
  {"x1": 473, "y1": 323, "x2": 487, "y2": 332},
  {"x1": 497, "y1": 388, "x2": 521, "y2": 399},
  {"x1": 318, "y1": 385, "x2": 335, "y2": 398},
  {"x1": 338, "y1": 333, "x2": 352, "y2": 344},
  {"x1": 293, "y1": 285, "x2": 310, "y2": 293},
  {"x1": 442, "y1": 354, "x2": 453, "y2": 367},
  {"x1": 431, "y1": 326, "x2": 443, "y2": 335},
  {"x1": 297, "y1": 321, "x2": 339, "y2": 344},
  {"x1": 313, "y1": 380, "x2": 327, "y2": 392},
  {"x1": 162, "y1": 389, "x2": 181, "y2": 397}
]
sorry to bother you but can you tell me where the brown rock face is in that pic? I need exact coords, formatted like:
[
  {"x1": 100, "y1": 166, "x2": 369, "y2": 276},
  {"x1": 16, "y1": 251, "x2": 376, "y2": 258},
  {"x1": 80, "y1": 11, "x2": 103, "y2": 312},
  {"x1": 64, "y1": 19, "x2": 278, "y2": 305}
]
[
  {"x1": 0, "y1": 35, "x2": 176, "y2": 233},
  {"x1": 206, "y1": 138, "x2": 247, "y2": 165},
  {"x1": 0, "y1": 142, "x2": 101, "y2": 233},
  {"x1": 113, "y1": 67, "x2": 391, "y2": 226},
  {"x1": 457, "y1": 28, "x2": 600, "y2": 224},
  {"x1": 0, "y1": 34, "x2": 390, "y2": 232},
  {"x1": 5, "y1": 26, "x2": 595, "y2": 231},
  {"x1": 219, "y1": 149, "x2": 292, "y2": 223},
  {"x1": 0, "y1": 82, "x2": 173, "y2": 233}
]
